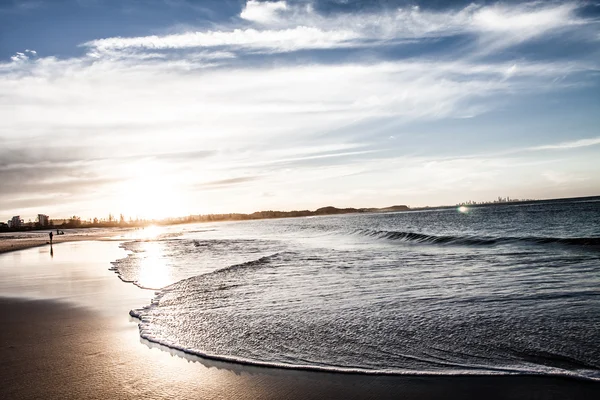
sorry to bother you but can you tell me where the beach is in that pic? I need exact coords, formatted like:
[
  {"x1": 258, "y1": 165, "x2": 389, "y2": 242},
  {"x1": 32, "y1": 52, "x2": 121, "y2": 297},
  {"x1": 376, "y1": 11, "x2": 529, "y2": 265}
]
[
  {"x1": 0, "y1": 240, "x2": 598, "y2": 399},
  {"x1": 0, "y1": 229, "x2": 128, "y2": 254}
]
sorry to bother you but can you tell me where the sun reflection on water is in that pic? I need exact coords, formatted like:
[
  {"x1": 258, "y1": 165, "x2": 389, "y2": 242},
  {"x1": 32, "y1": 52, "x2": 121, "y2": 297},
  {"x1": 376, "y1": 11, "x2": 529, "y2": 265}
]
[
  {"x1": 137, "y1": 241, "x2": 171, "y2": 289},
  {"x1": 142, "y1": 225, "x2": 162, "y2": 239}
]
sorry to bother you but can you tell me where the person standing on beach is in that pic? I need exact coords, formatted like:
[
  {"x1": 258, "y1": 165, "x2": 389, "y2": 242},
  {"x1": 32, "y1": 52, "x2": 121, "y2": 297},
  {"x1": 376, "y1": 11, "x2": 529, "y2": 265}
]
[{"x1": 49, "y1": 231, "x2": 53, "y2": 244}]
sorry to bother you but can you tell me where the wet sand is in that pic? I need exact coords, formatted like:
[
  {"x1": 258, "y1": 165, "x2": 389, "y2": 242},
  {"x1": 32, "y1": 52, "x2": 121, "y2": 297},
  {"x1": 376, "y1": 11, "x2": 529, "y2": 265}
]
[
  {"x1": 0, "y1": 231, "x2": 123, "y2": 254},
  {"x1": 0, "y1": 242, "x2": 598, "y2": 399}
]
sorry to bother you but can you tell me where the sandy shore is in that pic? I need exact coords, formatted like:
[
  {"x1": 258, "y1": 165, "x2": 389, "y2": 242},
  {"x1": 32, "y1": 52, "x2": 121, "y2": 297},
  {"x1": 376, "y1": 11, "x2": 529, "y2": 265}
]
[
  {"x1": 0, "y1": 242, "x2": 598, "y2": 399},
  {"x1": 0, "y1": 234, "x2": 116, "y2": 253},
  {"x1": 0, "y1": 227, "x2": 144, "y2": 254}
]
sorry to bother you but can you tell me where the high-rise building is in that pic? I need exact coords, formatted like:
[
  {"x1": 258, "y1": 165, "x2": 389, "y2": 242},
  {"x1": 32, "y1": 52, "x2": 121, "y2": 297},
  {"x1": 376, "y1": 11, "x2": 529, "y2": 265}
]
[
  {"x1": 8, "y1": 216, "x2": 23, "y2": 228},
  {"x1": 38, "y1": 214, "x2": 49, "y2": 227}
]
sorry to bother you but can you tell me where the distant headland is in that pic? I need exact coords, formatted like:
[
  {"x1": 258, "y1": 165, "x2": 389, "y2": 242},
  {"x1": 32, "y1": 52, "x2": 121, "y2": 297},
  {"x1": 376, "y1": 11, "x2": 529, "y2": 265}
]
[{"x1": 0, "y1": 205, "x2": 410, "y2": 232}]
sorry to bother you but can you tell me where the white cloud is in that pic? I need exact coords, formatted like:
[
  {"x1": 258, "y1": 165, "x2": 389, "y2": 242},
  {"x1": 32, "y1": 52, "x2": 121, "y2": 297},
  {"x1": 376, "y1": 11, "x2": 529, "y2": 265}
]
[
  {"x1": 85, "y1": 26, "x2": 360, "y2": 54},
  {"x1": 10, "y1": 52, "x2": 28, "y2": 62},
  {"x1": 469, "y1": 2, "x2": 586, "y2": 53},
  {"x1": 8, "y1": 49, "x2": 38, "y2": 63},
  {"x1": 240, "y1": 0, "x2": 288, "y2": 24},
  {"x1": 471, "y1": 2, "x2": 579, "y2": 34},
  {"x1": 81, "y1": 1, "x2": 591, "y2": 55},
  {"x1": 530, "y1": 137, "x2": 600, "y2": 151},
  {"x1": 2, "y1": 57, "x2": 585, "y2": 149},
  {"x1": 0, "y1": 51, "x2": 594, "y2": 216},
  {"x1": 502, "y1": 64, "x2": 518, "y2": 81}
]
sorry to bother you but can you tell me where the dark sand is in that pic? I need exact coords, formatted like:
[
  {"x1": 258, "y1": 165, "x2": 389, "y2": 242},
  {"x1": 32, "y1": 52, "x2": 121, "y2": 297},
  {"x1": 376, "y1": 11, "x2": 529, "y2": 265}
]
[{"x1": 0, "y1": 242, "x2": 598, "y2": 399}]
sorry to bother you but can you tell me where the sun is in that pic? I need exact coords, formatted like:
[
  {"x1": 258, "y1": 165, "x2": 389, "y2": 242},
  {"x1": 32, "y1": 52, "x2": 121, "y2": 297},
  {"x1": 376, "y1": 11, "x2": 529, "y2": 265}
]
[
  {"x1": 119, "y1": 179, "x2": 183, "y2": 220},
  {"x1": 116, "y1": 163, "x2": 188, "y2": 220}
]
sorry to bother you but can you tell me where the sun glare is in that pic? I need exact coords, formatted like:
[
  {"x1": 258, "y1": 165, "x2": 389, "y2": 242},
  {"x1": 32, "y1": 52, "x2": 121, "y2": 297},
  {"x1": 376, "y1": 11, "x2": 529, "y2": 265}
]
[
  {"x1": 116, "y1": 163, "x2": 187, "y2": 220},
  {"x1": 140, "y1": 224, "x2": 162, "y2": 239},
  {"x1": 458, "y1": 206, "x2": 469, "y2": 213},
  {"x1": 137, "y1": 242, "x2": 172, "y2": 289}
]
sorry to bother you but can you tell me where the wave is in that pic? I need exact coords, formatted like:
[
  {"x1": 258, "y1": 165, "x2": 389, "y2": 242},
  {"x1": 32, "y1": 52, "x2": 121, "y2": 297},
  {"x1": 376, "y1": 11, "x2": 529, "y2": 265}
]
[
  {"x1": 209, "y1": 252, "x2": 284, "y2": 274},
  {"x1": 128, "y1": 251, "x2": 600, "y2": 383},
  {"x1": 353, "y1": 229, "x2": 600, "y2": 248},
  {"x1": 127, "y1": 308, "x2": 600, "y2": 382},
  {"x1": 161, "y1": 252, "x2": 286, "y2": 290}
]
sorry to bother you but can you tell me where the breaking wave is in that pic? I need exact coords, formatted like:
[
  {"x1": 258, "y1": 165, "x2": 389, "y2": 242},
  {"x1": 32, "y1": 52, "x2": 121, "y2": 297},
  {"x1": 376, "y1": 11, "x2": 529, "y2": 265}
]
[{"x1": 352, "y1": 229, "x2": 600, "y2": 248}]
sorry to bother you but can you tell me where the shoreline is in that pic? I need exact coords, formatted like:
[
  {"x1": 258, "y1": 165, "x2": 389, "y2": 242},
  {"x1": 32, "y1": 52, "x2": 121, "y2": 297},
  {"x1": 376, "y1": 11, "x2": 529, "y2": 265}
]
[
  {"x1": 0, "y1": 241, "x2": 598, "y2": 399},
  {"x1": 0, "y1": 227, "x2": 145, "y2": 254},
  {"x1": 2, "y1": 297, "x2": 599, "y2": 400},
  {"x1": 136, "y1": 326, "x2": 600, "y2": 382},
  {"x1": 0, "y1": 235, "x2": 123, "y2": 254}
]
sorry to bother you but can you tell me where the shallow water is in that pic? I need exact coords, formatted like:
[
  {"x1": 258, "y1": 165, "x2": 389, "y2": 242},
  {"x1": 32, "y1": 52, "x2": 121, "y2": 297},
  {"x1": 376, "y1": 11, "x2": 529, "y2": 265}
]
[{"x1": 111, "y1": 197, "x2": 600, "y2": 380}]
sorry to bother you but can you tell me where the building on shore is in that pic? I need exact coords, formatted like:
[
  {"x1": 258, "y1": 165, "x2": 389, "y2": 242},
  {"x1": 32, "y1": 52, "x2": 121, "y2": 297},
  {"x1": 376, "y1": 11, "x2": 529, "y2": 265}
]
[
  {"x1": 37, "y1": 214, "x2": 50, "y2": 227},
  {"x1": 7, "y1": 216, "x2": 23, "y2": 229}
]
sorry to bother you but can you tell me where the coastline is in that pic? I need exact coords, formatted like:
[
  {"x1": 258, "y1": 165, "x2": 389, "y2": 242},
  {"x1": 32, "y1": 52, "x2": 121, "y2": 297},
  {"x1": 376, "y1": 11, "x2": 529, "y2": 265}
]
[
  {"x1": 2, "y1": 298, "x2": 599, "y2": 400},
  {"x1": 0, "y1": 228, "x2": 141, "y2": 254},
  {"x1": 3, "y1": 194, "x2": 598, "y2": 238},
  {"x1": 0, "y1": 234, "x2": 120, "y2": 254},
  {"x1": 0, "y1": 241, "x2": 598, "y2": 399}
]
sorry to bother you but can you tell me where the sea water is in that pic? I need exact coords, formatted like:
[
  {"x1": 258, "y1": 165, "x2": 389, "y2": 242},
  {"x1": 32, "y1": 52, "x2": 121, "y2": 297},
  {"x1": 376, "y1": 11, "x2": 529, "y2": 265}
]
[{"x1": 111, "y1": 197, "x2": 600, "y2": 380}]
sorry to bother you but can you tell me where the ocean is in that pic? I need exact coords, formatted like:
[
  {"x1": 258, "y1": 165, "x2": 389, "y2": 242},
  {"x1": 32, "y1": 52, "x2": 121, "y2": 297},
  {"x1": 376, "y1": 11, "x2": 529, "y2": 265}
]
[{"x1": 111, "y1": 197, "x2": 600, "y2": 381}]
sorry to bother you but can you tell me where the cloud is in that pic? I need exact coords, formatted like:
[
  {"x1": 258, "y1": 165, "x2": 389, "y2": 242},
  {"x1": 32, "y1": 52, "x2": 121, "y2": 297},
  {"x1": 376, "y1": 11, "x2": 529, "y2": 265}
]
[
  {"x1": 2, "y1": 176, "x2": 115, "y2": 197},
  {"x1": 197, "y1": 176, "x2": 259, "y2": 188},
  {"x1": 10, "y1": 52, "x2": 28, "y2": 62},
  {"x1": 530, "y1": 137, "x2": 600, "y2": 151},
  {"x1": 81, "y1": 2, "x2": 592, "y2": 55},
  {"x1": 240, "y1": 0, "x2": 288, "y2": 24},
  {"x1": 8, "y1": 49, "x2": 38, "y2": 63},
  {"x1": 0, "y1": 147, "x2": 215, "y2": 170},
  {"x1": 257, "y1": 149, "x2": 380, "y2": 168},
  {"x1": 84, "y1": 27, "x2": 360, "y2": 54},
  {"x1": 472, "y1": 2, "x2": 579, "y2": 33},
  {"x1": 0, "y1": 160, "x2": 114, "y2": 210},
  {"x1": 0, "y1": 44, "x2": 596, "y2": 204},
  {"x1": 3, "y1": 56, "x2": 590, "y2": 139}
]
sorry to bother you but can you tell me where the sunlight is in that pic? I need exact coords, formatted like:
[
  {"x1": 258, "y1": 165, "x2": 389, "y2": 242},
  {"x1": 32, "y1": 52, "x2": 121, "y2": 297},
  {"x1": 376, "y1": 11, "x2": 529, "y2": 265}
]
[
  {"x1": 458, "y1": 206, "x2": 469, "y2": 213},
  {"x1": 116, "y1": 163, "x2": 187, "y2": 220},
  {"x1": 137, "y1": 224, "x2": 162, "y2": 240},
  {"x1": 137, "y1": 242, "x2": 172, "y2": 289}
]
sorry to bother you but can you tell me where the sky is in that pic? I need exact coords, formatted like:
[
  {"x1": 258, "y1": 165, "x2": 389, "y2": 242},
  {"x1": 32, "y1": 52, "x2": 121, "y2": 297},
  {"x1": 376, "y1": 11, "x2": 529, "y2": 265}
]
[{"x1": 1, "y1": 0, "x2": 599, "y2": 221}]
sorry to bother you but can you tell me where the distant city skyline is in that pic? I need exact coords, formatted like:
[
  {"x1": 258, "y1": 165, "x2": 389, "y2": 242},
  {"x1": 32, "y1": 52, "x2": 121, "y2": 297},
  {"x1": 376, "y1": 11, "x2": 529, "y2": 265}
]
[{"x1": 1, "y1": 0, "x2": 599, "y2": 220}]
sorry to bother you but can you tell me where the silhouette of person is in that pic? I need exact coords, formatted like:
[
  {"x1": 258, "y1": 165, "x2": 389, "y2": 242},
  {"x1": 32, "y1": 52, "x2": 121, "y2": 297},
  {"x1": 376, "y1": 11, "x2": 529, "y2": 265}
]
[{"x1": 49, "y1": 231, "x2": 53, "y2": 244}]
